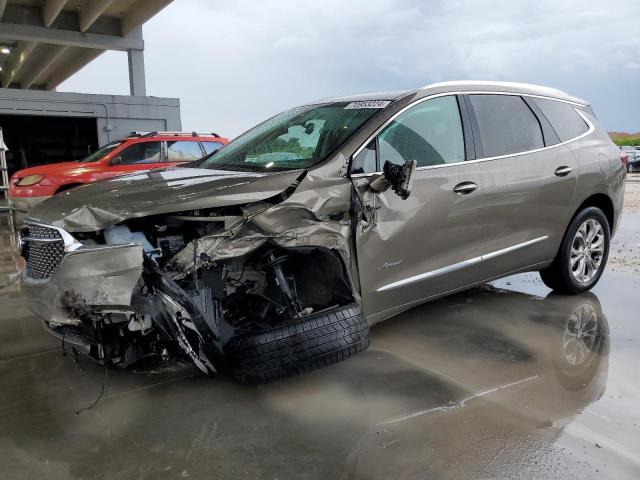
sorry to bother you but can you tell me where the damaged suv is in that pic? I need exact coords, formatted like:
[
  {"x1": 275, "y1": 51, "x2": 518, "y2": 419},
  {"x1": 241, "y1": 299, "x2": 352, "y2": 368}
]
[{"x1": 20, "y1": 81, "x2": 624, "y2": 382}]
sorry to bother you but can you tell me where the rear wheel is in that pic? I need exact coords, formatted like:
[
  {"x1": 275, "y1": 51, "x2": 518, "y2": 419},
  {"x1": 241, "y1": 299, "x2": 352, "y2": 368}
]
[
  {"x1": 628, "y1": 164, "x2": 633, "y2": 174},
  {"x1": 225, "y1": 303, "x2": 369, "y2": 383},
  {"x1": 540, "y1": 207, "x2": 610, "y2": 294}
]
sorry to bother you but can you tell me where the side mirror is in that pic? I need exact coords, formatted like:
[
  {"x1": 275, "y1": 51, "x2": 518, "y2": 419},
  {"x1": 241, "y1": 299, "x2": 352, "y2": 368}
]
[
  {"x1": 369, "y1": 160, "x2": 416, "y2": 199},
  {"x1": 110, "y1": 155, "x2": 122, "y2": 165}
]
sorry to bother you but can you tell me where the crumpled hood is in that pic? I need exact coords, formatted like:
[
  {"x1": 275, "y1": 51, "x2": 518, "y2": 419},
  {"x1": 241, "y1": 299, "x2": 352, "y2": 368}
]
[{"x1": 28, "y1": 167, "x2": 305, "y2": 232}]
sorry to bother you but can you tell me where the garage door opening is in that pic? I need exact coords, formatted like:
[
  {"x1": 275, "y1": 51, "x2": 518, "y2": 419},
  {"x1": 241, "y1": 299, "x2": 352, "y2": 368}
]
[{"x1": 0, "y1": 115, "x2": 99, "y2": 177}]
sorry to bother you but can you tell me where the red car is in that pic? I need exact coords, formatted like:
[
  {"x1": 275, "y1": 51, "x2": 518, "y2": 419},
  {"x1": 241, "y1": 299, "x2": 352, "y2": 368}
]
[{"x1": 9, "y1": 131, "x2": 228, "y2": 214}]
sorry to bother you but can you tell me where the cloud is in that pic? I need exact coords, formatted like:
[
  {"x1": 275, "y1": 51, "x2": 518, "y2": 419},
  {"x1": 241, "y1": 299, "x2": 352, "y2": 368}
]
[{"x1": 59, "y1": 0, "x2": 640, "y2": 136}]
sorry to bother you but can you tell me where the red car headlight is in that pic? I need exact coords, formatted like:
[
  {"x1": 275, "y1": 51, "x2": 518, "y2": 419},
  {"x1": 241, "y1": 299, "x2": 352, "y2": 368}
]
[{"x1": 16, "y1": 174, "x2": 45, "y2": 186}]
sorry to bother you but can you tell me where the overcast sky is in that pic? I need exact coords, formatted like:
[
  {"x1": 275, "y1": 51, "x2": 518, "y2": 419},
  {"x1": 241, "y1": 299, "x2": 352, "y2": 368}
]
[{"x1": 59, "y1": 0, "x2": 640, "y2": 138}]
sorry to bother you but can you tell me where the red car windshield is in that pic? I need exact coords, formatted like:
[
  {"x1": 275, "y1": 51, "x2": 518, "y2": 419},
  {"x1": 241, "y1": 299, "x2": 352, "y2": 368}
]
[{"x1": 80, "y1": 141, "x2": 122, "y2": 163}]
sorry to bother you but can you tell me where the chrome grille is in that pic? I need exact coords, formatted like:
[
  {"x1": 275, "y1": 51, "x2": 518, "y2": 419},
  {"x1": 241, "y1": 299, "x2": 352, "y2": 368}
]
[{"x1": 23, "y1": 224, "x2": 65, "y2": 280}]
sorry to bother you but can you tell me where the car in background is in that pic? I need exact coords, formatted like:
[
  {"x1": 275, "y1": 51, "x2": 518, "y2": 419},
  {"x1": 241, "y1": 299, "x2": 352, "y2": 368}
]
[
  {"x1": 621, "y1": 147, "x2": 640, "y2": 173},
  {"x1": 8, "y1": 131, "x2": 228, "y2": 215}
]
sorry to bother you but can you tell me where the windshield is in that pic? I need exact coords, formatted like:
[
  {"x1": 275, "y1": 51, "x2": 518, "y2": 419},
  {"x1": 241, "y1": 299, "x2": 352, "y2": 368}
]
[
  {"x1": 199, "y1": 103, "x2": 383, "y2": 172},
  {"x1": 80, "y1": 141, "x2": 122, "y2": 163}
]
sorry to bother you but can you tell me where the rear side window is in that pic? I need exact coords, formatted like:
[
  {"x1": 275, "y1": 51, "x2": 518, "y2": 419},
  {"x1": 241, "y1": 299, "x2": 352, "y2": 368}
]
[
  {"x1": 532, "y1": 98, "x2": 589, "y2": 142},
  {"x1": 469, "y1": 94, "x2": 544, "y2": 157},
  {"x1": 166, "y1": 141, "x2": 204, "y2": 162},
  {"x1": 202, "y1": 141, "x2": 224, "y2": 155}
]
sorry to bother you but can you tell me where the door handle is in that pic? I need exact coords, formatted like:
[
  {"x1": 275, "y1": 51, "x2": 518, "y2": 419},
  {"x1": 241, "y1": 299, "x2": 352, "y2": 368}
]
[
  {"x1": 554, "y1": 166, "x2": 572, "y2": 177},
  {"x1": 452, "y1": 181, "x2": 478, "y2": 195}
]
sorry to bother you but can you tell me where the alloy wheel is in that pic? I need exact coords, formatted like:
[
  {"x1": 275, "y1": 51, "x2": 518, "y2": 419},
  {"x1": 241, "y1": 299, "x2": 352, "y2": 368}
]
[{"x1": 569, "y1": 218, "x2": 605, "y2": 284}]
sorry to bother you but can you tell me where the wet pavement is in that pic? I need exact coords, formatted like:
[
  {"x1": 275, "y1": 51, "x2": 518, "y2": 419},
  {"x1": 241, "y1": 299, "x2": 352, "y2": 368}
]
[{"x1": 1, "y1": 215, "x2": 639, "y2": 480}]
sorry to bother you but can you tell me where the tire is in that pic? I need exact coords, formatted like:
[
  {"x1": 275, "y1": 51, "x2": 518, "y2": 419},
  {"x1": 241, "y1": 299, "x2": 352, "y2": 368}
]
[
  {"x1": 225, "y1": 303, "x2": 369, "y2": 383},
  {"x1": 628, "y1": 164, "x2": 633, "y2": 174},
  {"x1": 540, "y1": 207, "x2": 610, "y2": 294}
]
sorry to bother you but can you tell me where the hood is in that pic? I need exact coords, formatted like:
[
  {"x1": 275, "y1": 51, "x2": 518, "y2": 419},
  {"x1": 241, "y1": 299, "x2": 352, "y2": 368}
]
[
  {"x1": 28, "y1": 167, "x2": 305, "y2": 232},
  {"x1": 13, "y1": 161, "x2": 103, "y2": 179}
]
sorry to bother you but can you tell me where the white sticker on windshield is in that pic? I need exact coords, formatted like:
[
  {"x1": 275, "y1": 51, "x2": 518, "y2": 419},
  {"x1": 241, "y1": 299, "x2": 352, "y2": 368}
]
[{"x1": 344, "y1": 100, "x2": 391, "y2": 109}]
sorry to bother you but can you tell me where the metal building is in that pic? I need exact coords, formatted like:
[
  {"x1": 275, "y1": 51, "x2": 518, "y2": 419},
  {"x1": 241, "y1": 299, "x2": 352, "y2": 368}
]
[{"x1": 0, "y1": 0, "x2": 179, "y2": 176}]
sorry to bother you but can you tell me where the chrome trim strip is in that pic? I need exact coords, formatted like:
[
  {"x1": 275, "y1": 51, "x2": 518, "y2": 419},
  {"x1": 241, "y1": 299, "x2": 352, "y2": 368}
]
[
  {"x1": 418, "y1": 81, "x2": 585, "y2": 104},
  {"x1": 377, "y1": 235, "x2": 549, "y2": 292},
  {"x1": 19, "y1": 236, "x2": 62, "y2": 243},
  {"x1": 23, "y1": 220, "x2": 84, "y2": 252},
  {"x1": 377, "y1": 257, "x2": 483, "y2": 292},
  {"x1": 350, "y1": 92, "x2": 595, "y2": 179},
  {"x1": 480, "y1": 236, "x2": 549, "y2": 261}
]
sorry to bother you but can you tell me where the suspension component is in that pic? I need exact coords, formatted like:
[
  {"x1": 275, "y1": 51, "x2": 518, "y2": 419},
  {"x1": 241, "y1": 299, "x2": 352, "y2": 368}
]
[{"x1": 268, "y1": 253, "x2": 302, "y2": 319}]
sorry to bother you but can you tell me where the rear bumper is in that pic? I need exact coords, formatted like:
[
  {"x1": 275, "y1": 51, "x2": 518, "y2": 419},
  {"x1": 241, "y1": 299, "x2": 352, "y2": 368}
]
[{"x1": 24, "y1": 243, "x2": 143, "y2": 326}]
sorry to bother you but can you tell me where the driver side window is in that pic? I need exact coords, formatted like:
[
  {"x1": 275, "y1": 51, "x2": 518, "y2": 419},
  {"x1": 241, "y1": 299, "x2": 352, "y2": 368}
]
[
  {"x1": 118, "y1": 141, "x2": 162, "y2": 165},
  {"x1": 352, "y1": 96, "x2": 465, "y2": 173}
]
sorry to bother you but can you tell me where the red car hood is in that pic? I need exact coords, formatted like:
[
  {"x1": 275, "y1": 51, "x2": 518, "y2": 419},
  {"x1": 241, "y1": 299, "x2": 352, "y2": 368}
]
[{"x1": 13, "y1": 161, "x2": 104, "y2": 180}]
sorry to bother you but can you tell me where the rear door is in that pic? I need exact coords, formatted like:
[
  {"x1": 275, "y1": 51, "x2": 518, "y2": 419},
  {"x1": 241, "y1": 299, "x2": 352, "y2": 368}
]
[
  {"x1": 464, "y1": 93, "x2": 578, "y2": 278},
  {"x1": 353, "y1": 95, "x2": 487, "y2": 322}
]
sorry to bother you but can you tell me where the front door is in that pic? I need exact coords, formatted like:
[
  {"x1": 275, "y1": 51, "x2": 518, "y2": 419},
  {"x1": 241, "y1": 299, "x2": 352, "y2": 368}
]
[{"x1": 352, "y1": 95, "x2": 485, "y2": 323}]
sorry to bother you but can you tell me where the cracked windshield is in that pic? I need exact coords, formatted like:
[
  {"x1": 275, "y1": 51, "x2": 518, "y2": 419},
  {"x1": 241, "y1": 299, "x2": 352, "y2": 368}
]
[{"x1": 200, "y1": 103, "x2": 380, "y2": 171}]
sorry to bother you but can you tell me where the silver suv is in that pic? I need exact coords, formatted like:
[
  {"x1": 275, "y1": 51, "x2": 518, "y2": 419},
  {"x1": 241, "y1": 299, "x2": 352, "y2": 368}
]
[{"x1": 20, "y1": 81, "x2": 625, "y2": 382}]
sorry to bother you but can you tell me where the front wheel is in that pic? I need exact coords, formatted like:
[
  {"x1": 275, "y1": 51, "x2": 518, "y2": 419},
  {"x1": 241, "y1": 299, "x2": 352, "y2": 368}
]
[
  {"x1": 540, "y1": 207, "x2": 610, "y2": 294},
  {"x1": 225, "y1": 303, "x2": 369, "y2": 383},
  {"x1": 628, "y1": 164, "x2": 633, "y2": 174}
]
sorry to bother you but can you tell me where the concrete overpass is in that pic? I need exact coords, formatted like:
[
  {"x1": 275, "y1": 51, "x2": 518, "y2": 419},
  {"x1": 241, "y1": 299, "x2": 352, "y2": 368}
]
[{"x1": 0, "y1": 0, "x2": 181, "y2": 175}]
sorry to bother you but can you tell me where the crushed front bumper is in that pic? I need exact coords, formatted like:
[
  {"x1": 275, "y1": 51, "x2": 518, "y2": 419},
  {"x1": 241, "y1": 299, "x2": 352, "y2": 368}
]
[
  {"x1": 20, "y1": 222, "x2": 226, "y2": 374},
  {"x1": 23, "y1": 241, "x2": 143, "y2": 326}
]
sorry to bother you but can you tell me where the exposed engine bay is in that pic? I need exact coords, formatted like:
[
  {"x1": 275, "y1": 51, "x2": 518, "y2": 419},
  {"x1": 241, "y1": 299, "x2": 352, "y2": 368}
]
[
  {"x1": 51, "y1": 204, "x2": 355, "y2": 376},
  {"x1": 21, "y1": 165, "x2": 372, "y2": 381}
]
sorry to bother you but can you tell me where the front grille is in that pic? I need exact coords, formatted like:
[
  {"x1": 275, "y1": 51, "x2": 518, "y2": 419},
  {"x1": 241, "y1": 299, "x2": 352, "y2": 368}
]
[
  {"x1": 49, "y1": 324, "x2": 94, "y2": 346},
  {"x1": 44, "y1": 323, "x2": 94, "y2": 352},
  {"x1": 23, "y1": 224, "x2": 65, "y2": 280}
]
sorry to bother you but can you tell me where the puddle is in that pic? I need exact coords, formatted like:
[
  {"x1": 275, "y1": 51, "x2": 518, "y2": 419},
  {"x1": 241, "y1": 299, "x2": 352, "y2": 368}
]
[{"x1": 1, "y1": 216, "x2": 639, "y2": 479}]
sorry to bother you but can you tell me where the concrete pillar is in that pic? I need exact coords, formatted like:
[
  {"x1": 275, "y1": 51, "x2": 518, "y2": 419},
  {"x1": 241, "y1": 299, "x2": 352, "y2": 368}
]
[{"x1": 127, "y1": 48, "x2": 146, "y2": 96}]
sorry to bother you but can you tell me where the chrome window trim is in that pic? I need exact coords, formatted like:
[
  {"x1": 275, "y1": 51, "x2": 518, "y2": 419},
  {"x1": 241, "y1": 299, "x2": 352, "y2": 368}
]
[
  {"x1": 23, "y1": 220, "x2": 83, "y2": 252},
  {"x1": 418, "y1": 81, "x2": 578, "y2": 102},
  {"x1": 376, "y1": 235, "x2": 548, "y2": 292},
  {"x1": 350, "y1": 91, "x2": 594, "y2": 179}
]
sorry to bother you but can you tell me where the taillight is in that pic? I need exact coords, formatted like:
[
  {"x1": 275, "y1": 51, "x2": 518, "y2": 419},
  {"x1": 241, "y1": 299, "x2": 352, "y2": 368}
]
[{"x1": 620, "y1": 151, "x2": 629, "y2": 165}]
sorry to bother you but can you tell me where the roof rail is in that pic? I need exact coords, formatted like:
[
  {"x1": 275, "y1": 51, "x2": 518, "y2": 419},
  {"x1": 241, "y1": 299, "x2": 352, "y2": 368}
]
[
  {"x1": 418, "y1": 80, "x2": 577, "y2": 102},
  {"x1": 128, "y1": 131, "x2": 223, "y2": 138}
]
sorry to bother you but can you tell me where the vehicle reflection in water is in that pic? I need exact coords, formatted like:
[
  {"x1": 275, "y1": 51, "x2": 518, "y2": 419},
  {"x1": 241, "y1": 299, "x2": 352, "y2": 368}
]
[
  {"x1": 258, "y1": 286, "x2": 610, "y2": 479},
  {"x1": 0, "y1": 283, "x2": 611, "y2": 479}
]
